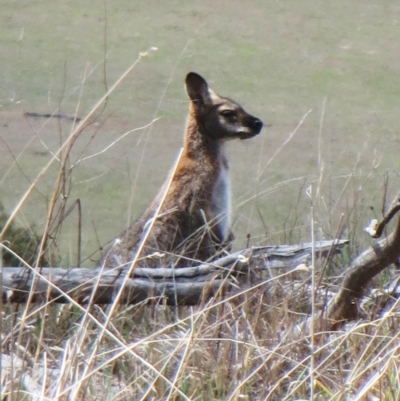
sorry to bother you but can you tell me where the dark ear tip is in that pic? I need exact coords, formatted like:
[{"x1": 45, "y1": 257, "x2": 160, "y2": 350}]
[
  {"x1": 185, "y1": 72, "x2": 209, "y2": 103},
  {"x1": 185, "y1": 72, "x2": 205, "y2": 84}
]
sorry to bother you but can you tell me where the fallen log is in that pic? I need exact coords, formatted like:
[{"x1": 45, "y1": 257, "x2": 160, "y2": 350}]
[
  {"x1": 4, "y1": 210, "x2": 400, "y2": 333},
  {"x1": 2, "y1": 240, "x2": 347, "y2": 305}
]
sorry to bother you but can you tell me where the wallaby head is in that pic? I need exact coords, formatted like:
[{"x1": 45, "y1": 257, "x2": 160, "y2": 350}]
[{"x1": 185, "y1": 72, "x2": 263, "y2": 142}]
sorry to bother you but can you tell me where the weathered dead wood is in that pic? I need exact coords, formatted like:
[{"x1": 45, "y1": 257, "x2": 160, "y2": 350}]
[
  {"x1": 325, "y1": 198, "x2": 400, "y2": 330},
  {"x1": 2, "y1": 240, "x2": 347, "y2": 305}
]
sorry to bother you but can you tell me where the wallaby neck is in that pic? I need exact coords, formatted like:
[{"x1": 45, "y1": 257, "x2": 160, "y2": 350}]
[{"x1": 183, "y1": 112, "x2": 222, "y2": 162}]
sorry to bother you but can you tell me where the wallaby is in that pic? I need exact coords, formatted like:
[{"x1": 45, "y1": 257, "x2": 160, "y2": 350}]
[{"x1": 102, "y1": 72, "x2": 263, "y2": 268}]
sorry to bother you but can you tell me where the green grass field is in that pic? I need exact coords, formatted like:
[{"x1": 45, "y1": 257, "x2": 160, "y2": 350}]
[
  {"x1": 2, "y1": 0, "x2": 400, "y2": 265},
  {"x1": 2, "y1": 2, "x2": 400, "y2": 399}
]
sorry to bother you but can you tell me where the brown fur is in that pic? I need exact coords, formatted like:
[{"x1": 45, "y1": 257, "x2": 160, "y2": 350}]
[{"x1": 102, "y1": 72, "x2": 263, "y2": 268}]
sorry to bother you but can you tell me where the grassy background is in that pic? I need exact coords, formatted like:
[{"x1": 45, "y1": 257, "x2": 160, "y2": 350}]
[{"x1": 2, "y1": 0, "x2": 400, "y2": 265}]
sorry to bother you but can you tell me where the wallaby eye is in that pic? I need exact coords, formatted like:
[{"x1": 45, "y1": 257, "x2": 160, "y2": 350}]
[{"x1": 220, "y1": 109, "x2": 236, "y2": 118}]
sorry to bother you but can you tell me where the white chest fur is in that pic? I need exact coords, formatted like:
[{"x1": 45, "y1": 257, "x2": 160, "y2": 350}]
[{"x1": 211, "y1": 155, "x2": 231, "y2": 241}]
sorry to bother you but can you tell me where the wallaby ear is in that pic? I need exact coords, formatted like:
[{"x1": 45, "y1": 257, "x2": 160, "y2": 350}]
[{"x1": 185, "y1": 72, "x2": 213, "y2": 106}]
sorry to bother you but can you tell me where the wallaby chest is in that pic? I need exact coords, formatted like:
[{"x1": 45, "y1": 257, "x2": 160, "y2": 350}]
[{"x1": 210, "y1": 152, "x2": 231, "y2": 242}]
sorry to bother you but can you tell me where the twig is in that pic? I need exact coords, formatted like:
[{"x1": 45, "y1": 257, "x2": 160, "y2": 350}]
[{"x1": 372, "y1": 195, "x2": 400, "y2": 238}]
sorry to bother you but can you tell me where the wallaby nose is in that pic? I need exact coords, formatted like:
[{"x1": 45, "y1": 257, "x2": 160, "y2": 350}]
[{"x1": 252, "y1": 118, "x2": 263, "y2": 133}]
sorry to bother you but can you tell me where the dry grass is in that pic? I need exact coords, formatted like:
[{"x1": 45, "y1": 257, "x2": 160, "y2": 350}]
[
  {"x1": 1, "y1": 58, "x2": 400, "y2": 401},
  {"x1": 2, "y1": 271, "x2": 400, "y2": 400}
]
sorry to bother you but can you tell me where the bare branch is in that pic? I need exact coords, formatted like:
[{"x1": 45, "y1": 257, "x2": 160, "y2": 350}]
[
  {"x1": 325, "y1": 213, "x2": 400, "y2": 330},
  {"x1": 372, "y1": 196, "x2": 400, "y2": 238}
]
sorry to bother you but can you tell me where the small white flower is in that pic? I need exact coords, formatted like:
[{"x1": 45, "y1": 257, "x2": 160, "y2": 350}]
[
  {"x1": 237, "y1": 254, "x2": 249, "y2": 263},
  {"x1": 139, "y1": 47, "x2": 158, "y2": 58},
  {"x1": 146, "y1": 252, "x2": 165, "y2": 259},
  {"x1": 364, "y1": 219, "x2": 379, "y2": 237},
  {"x1": 295, "y1": 263, "x2": 311, "y2": 272}
]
